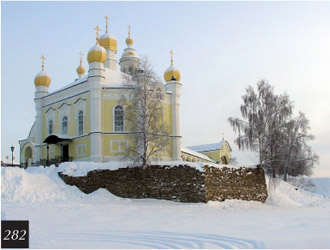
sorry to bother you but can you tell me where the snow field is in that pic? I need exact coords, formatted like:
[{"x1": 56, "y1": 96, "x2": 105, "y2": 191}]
[{"x1": 1, "y1": 165, "x2": 330, "y2": 248}]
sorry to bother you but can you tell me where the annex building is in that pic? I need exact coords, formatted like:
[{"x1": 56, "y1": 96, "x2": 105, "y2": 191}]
[{"x1": 19, "y1": 17, "x2": 231, "y2": 167}]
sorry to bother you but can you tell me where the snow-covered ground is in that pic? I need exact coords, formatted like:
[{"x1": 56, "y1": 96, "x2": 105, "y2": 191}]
[{"x1": 1, "y1": 165, "x2": 330, "y2": 249}]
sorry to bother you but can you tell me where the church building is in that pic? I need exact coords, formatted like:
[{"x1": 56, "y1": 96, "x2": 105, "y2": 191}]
[{"x1": 19, "y1": 17, "x2": 231, "y2": 167}]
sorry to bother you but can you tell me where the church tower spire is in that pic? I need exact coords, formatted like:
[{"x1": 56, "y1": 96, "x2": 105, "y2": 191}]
[
  {"x1": 34, "y1": 55, "x2": 51, "y2": 163},
  {"x1": 164, "y1": 50, "x2": 182, "y2": 161},
  {"x1": 76, "y1": 51, "x2": 86, "y2": 78},
  {"x1": 164, "y1": 50, "x2": 181, "y2": 83},
  {"x1": 119, "y1": 25, "x2": 140, "y2": 74},
  {"x1": 99, "y1": 16, "x2": 118, "y2": 70},
  {"x1": 34, "y1": 55, "x2": 51, "y2": 87}
]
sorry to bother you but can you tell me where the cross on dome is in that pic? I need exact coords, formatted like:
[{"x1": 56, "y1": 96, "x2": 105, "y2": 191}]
[
  {"x1": 169, "y1": 50, "x2": 174, "y2": 66},
  {"x1": 35, "y1": 55, "x2": 51, "y2": 87},
  {"x1": 163, "y1": 50, "x2": 181, "y2": 82},
  {"x1": 40, "y1": 55, "x2": 46, "y2": 71},
  {"x1": 128, "y1": 25, "x2": 131, "y2": 37},
  {"x1": 79, "y1": 51, "x2": 84, "y2": 63},
  {"x1": 94, "y1": 25, "x2": 101, "y2": 42},
  {"x1": 105, "y1": 16, "x2": 109, "y2": 33}
]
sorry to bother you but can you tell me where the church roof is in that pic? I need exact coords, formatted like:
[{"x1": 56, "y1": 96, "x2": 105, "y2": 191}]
[
  {"x1": 48, "y1": 68, "x2": 132, "y2": 96},
  {"x1": 187, "y1": 140, "x2": 231, "y2": 152},
  {"x1": 181, "y1": 147, "x2": 215, "y2": 163},
  {"x1": 43, "y1": 134, "x2": 73, "y2": 144}
]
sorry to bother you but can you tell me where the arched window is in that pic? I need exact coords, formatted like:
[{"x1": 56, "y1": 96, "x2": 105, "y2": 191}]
[
  {"x1": 62, "y1": 116, "x2": 68, "y2": 134},
  {"x1": 114, "y1": 106, "x2": 124, "y2": 132},
  {"x1": 78, "y1": 111, "x2": 83, "y2": 136},
  {"x1": 48, "y1": 120, "x2": 53, "y2": 135}
]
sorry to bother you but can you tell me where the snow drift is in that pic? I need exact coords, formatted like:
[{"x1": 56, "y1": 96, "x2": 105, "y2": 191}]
[
  {"x1": 1, "y1": 166, "x2": 85, "y2": 203},
  {"x1": 1, "y1": 165, "x2": 330, "y2": 208}
]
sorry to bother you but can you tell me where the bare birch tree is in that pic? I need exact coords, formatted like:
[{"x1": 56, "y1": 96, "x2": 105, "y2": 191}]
[
  {"x1": 281, "y1": 112, "x2": 319, "y2": 180},
  {"x1": 119, "y1": 57, "x2": 170, "y2": 167},
  {"x1": 229, "y1": 80, "x2": 318, "y2": 179}
]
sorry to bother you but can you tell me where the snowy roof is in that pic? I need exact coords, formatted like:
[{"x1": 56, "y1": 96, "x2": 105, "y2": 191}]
[
  {"x1": 181, "y1": 147, "x2": 215, "y2": 163},
  {"x1": 187, "y1": 141, "x2": 225, "y2": 152},
  {"x1": 48, "y1": 68, "x2": 132, "y2": 96},
  {"x1": 48, "y1": 75, "x2": 88, "y2": 95},
  {"x1": 102, "y1": 68, "x2": 130, "y2": 88}
]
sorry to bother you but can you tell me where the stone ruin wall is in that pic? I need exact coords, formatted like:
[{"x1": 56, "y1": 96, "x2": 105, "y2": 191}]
[{"x1": 59, "y1": 165, "x2": 268, "y2": 203}]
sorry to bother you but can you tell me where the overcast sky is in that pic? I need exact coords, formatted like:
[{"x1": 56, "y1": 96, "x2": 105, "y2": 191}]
[{"x1": 2, "y1": 1, "x2": 330, "y2": 176}]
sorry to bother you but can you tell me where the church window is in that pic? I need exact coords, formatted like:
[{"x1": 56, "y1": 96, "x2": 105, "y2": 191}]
[
  {"x1": 62, "y1": 116, "x2": 68, "y2": 134},
  {"x1": 114, "y1": 105, "x2": 124, "y2": 132},
  {"x1": 48, "y1": 120, "x2": 53, "y2": 134},
  {"x1": 78, "y1": 111, "x2": 83, "y2": 136}
]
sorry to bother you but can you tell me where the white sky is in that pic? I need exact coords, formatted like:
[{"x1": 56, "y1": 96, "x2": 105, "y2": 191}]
[{"x1": 1, "y1": 2, "x2": 330, "y2": 176}]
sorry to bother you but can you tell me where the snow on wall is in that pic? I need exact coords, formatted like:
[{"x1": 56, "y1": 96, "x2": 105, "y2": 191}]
[{"x1": 58, "y1": 161, "x2": 250, "y2": 177}]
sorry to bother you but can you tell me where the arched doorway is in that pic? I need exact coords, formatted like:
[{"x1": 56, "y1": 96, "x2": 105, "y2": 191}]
[
  {"x1": 220, "y1": 156, "x2": 228, "y2": 165},
  {"x1": 24, "y1": 146, "x2": 33, "y2": 167}
]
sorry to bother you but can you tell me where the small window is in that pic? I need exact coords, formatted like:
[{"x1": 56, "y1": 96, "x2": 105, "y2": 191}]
[
  {"x1": 62, "y1": 116, "x2": 68, "y2": 134},
  {"x1": 48, "y1": 120, "x2": 53, "y2": 134},
  {"x1": 78, "y1": 111, "x2": 83, "y2": 136},
  {"x1": 114, "y1": 106, "x2": 124, "y2": 132}
]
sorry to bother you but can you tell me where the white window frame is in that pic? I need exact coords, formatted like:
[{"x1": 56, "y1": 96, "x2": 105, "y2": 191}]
[
  {"x1": 48, "y1": 120, "x2": 53, "y2": 135},
  {"x1": 113, "y1": 105, "x2": 124, "y2": 132},
  {"x1": 78, "y1": 110, "x2": 83, "y2": 136},
  {"x1": 62, "y1": 116, "x2": 68, "y2": 134}
]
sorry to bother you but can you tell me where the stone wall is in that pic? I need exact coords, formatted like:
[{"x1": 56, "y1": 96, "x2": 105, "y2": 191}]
[
  {"x1": 59, "y1": 164, "x2": 267, "y2": 203},
  {"x1": 204, "y1": 166, "x2": 268, "y2": 202}
]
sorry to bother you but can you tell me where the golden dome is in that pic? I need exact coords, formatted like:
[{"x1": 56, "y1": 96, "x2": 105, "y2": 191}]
[
  {"x1": 164, "y1": 65, "x2": 181, "y2": 82},
  {"x1": 126, "y1": 37, "x2": 133, "y2": 46},
  {"x1": 76, "y1": 51, "x2": 86, "y2": 75},
  {"x1": 34, "y1": 55, "x2": 51, "y2": 87},
  {"x1": 125, "y1": 25, "x2": 134, "y2": 47},
  {"x1": 87, "y1": 44, "x2": 106, "y2": 63},
  {"x1": 76, "y1": 64, "x2": 86, "y2": 75},
  {"x1": 99, "y1": 16, "x2": 117, "y2": 52},
  {"x1": 99, "y1": 33, "x2": 117, "y2": 52},
  {"x1": 88, "y1": 25, "x2": 106, "y2": 63},
  {"x1": 163, "y1": 50, "x2": 181, "y2": 82},
  {"x1": 34, "y1": 71, "x2": 51, "y2": 87}
]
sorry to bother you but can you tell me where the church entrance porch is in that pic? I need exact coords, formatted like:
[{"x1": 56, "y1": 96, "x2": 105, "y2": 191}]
[
  {"x1": 21, "y1": 145, "x2": 33, "y2": 168},
  {"x1": 42, "y1": 134, "x2": 73, "y2": 166}
]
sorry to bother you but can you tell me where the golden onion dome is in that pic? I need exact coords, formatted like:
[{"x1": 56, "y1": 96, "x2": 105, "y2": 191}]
[
  {"x1": 34, "y1": 71, "x2": 51, "y2": 87},
  {"x1": 87, "y1": 44, "x2": 106, "y2": 63},
  {"x1": 99, "y1": 33, "x2": 117, "y2": 52},
  {"x1": 76, "y1": 64, "x2": 86, "y2": 75},
  {"x1": 87, "y1": 25, "x2": 107, "y2": 64},
  {"x1": 76, "y1": 51, "x2": 86, "y2": 75},
  {"x1": 164, "y1": 65, "x2": 181, "y2": 82},
  {"x1": 99, "y1": 17, "x2": 117, "y2": 52},
  {"x1": 164, "y1": 50, "x2": 181, "y2": 82},
  {"x1": 34, "y1": 55, "x2": 51, "y2": 87}
]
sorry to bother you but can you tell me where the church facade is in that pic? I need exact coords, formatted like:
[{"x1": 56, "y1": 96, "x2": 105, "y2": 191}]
[{"x1": 19, "y1": 17, "x2": 231, "y2": 167}]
